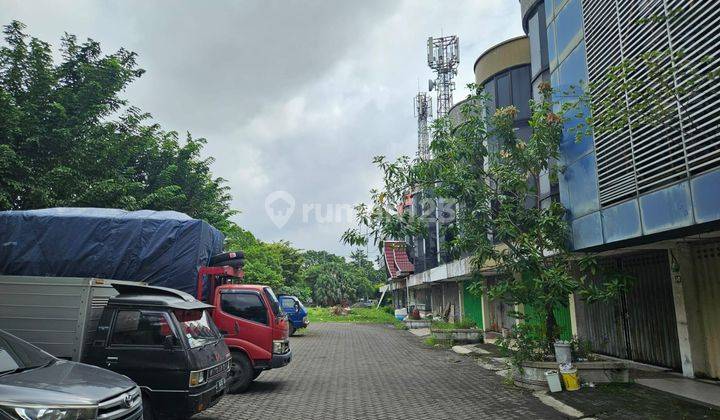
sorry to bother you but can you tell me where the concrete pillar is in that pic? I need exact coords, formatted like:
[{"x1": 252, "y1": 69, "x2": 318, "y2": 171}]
[
  {"x1": 668, "y1": 244, "x2": 700, "y2": 378},
  {"x1": 569, "y1": 293, "x2": 578, "y2": 337},
  {"x1": 481, "y1": 279, "x2": 491, "y2": 331},
  {"x1": 458, "y1": 281, "x2": 464, "y2": 321}
]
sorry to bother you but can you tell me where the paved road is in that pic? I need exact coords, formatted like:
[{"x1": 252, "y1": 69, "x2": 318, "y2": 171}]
[{"x1": 198, "y1": 323, "x2": 561, "y2": 420}]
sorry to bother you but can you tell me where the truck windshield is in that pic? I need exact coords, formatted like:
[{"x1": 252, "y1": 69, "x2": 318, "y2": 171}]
[
  {"x1": 0, "y1": 330, "x2": 54, "y2": 375},
  {"x1": 263, "y1": 287, "x2": 283, "y2": 316},
  {"x1": 172, "y1": 309, "x2": 221, "y2": 348}
]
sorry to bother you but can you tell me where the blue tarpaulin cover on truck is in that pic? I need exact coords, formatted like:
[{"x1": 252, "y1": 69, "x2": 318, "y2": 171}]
[{"x1": 0, "y1": 208, "x2": 224, "y2": 294}]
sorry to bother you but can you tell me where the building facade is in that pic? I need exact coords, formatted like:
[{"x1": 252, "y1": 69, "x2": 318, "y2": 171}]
[{"x1": 521, "y1": 0, "x2": 720, "y2": 379}]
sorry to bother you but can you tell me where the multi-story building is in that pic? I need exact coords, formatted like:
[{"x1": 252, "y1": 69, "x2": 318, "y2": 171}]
[
  {"x1": 389, "y1": 36, "x2": 540, "y2": 333},
  {"x1": 521, "y1": 0, "x2": 720, "y2": 379},
  {"x1": 388, "y1": 0, "x2": 719, "y2": 380}
]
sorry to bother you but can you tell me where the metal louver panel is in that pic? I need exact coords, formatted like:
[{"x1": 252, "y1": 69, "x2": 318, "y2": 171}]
[
  {"x1": 581, "y1": 0, "x2": 720, "y2": 207},
  {"x1": 666, "y1": 0, "x2": 720, "y2": 177}
]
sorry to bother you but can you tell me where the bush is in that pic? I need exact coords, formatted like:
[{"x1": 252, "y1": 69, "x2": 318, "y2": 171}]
[
  {"x1": 497, "y1": 322, "x2": 552, "y2": 369},
  {"x1": 431, "y1": 319, "x2": 477, "y2": 330}
]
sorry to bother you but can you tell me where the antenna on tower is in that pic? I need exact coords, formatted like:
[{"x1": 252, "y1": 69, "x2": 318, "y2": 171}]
[
  {"x1": 427, "y1": 35, "x2": 459, "y2": 118},
  {"x1": 413, "y1": 92, "x2": 433, "y2": 160}
]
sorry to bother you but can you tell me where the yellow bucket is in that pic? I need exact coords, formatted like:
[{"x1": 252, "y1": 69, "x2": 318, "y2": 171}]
[{"x1": 560, "y1": 368, "x2": 580, "y2": 391}]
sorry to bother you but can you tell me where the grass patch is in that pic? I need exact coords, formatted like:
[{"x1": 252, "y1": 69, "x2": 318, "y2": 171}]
[
  {"x1": 431, "y1": 319, "x2": 478, "y2": 330},
  {"x1": 423, "y1": 335, "x2": 454, "y2": 348},
  {"x1": 307, "y1": 307, "x2": 402, "y2": 326}
]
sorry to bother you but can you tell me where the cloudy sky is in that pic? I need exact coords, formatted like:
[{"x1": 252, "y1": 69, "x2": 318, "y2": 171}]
[{"x1": 2, "y1": 1, "x2": 523, "y2": 257}]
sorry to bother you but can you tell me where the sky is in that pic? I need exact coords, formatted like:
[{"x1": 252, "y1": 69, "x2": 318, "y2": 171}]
[{"x1": 1, "y1": 0, "x2": 523, "y2": 258}]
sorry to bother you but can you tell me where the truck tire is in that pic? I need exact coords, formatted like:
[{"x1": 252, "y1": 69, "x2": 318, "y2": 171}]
[
  {"x1": 209, "y1": 251, "x2": 245, "y2": 265},
  {"x1": 228, "y1": 351, "x2": 253, "y2": 393}
]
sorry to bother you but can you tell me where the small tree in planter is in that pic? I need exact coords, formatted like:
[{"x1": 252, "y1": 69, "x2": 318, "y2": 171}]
[{"x1": 344, "y1": 83, "x2": 629, "y2": 360}]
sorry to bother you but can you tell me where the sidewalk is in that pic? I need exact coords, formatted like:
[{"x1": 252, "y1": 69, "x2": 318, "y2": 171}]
[{"x1": 420, "y1": 334, "x2": 720, "y2": 419}]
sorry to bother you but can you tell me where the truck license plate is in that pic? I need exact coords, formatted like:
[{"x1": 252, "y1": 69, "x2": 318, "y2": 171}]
[{"x1": 217, "y1": 377, "x2": 226, "y2": 392}]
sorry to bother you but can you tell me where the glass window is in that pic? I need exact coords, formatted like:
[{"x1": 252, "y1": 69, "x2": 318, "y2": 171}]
[
  {"x1": 496, "y1": 72, "x2": 512, "y2": 108},
  {"x1": 545, "y1": 0, "x2": 554, "y2": 22},
  {"x1": 110, "y1": 311, "x2": 173, "y2": 346},
  {"x1": 558, "y1": 41, "x2": 587, "y2": 96},
  {"x1": 547, "y1": 22, "x2": 557, "y2": 69},
  {"x1": 221, "y1": 292, "x2": 268, "y2": 325},
  {"x1": 555, "y1": 0, "x2": 583, "y2": 57},
  {"x1": 529, "y1": 6, "x2": 548, "y2": 78},
  {"x1": 512, "y1": 67, "x2": 531, "y2": 120},
  {"x1": 263, "y1": 287, "x2": 282, "y2": 316},
  {"x1": 172, "y1": 309, "x2": 220, "y2": 348},
  {"x1": 483, "y1": 80, "x2": 496, "y2": 117},
  {"x1": 280, "y1": 297, "x2": 295, "y2": 309}
]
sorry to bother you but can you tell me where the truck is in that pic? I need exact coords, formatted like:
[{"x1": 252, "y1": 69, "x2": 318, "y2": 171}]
[
  {"x1": 0, "y1": 276, "x2": 231, "y2": 419},
  {"x1": 278, "y1": 294, "x2": 309, "y2": 336},
  {"x1": 0, "y1": 208, "x2": 293, "y2": 394},
  {"x1": 196, "y1": 265, "x2": 291, "y2": 392}
]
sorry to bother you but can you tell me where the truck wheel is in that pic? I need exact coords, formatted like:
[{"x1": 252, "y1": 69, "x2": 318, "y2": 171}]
[
  {"x1": 142, "y1": 395, "x2": 155, "y2": 420},
  {"x1": 252, "y1": 369, "x2": 262, "y2": 380},
  {"x1": 289, "y1": 324, "x2": 296, "y2": 336},
  {"x1": 228, "y1": 352, "x2": 253, "y2": 393}
]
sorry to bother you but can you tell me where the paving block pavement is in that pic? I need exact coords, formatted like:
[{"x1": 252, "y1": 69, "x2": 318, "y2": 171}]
[{"x1": 197, "y1": 323, "x2": 562, "y2": 420}]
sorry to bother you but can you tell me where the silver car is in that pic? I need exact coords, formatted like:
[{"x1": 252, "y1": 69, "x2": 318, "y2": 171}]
[{"x1": 0, "y1": 329, "x2": 142, "y2": 419}]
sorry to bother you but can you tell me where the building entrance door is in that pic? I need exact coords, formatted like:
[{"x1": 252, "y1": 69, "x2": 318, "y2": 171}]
[{"x1": 583, "y1": 250, "x2": 682, "y2": 370}]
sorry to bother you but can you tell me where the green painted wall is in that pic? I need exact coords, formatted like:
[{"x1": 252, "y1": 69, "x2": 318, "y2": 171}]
[
  {"x1": 462, "y1": 282, "x2": 483, "y2": 328},
  {"x1": 524, "y1": 304, "x2": 573, "y2": 341}
]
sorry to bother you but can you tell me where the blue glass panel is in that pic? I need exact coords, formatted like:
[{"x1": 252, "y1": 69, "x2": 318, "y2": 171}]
[
  {"x1": 563, "y1": 152, "x2": 600, "y2": 218},
  {"x1": 691, "y1": 169, "x2": 720, "y2": 223},
  {"x1": 571, "y1": 211, "x2": 603, "y2": 250},
  {"x1": 555, "y1": 0, "x2": 583, "y2": 57},
  {"x1": 558, "y1": 42, "x2": 587, "y2": 96},
  {"x1": 602, "y1": 199, "x2": 641, "y2": 243},
  {"x1": 545, "y1": 0, "x2": 554, "y2": 23},
  {"x1": 547, "y1": 22, "x2": 557, "y2": 68},
  {"x1": 560, "y1": 100, "x2": 593, "y2": 165},
  {"x1": 640, "y1": 181, "x2": 693, "y2": 234}
]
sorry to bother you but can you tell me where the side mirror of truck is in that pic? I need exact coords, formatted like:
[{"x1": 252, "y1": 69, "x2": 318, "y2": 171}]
[
  {"x1": 294, "y1": 303, "x2": 301, "y2": 313},
  {"x1": 163, "y1": 335, "x2": 177, "y2": 350}
]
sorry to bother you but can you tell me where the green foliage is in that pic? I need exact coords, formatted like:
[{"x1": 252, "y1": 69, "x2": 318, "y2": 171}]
[
  {"x1": 345, "y1": 83, "x2": 631, "y2": 354},
  {"x1": 306, "y1": 307, "x2": 399, "y2": 325},
  {"x1": 431, "y1": 319, "x2": 477, "y2": 330},
  {"x1": 497, "y1": 322, "x2": 552, "y2": 368},
  {"x1": 0, "y1": 21, "x2": 234, "y2": 228},
  {"x1": 223, "y1": 229, "x2": 383, "y2": 305}
]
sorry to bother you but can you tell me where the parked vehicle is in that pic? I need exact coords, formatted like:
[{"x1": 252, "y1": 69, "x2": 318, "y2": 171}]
[
  {"x1": 278, "y1": 294, "x2": 309, "y2": 336},
  {"x1": 0, "y1": 276, "x2": 230, "y2": 419},
  {"x1": 197, "y1": 268, "x2": 292, "y2": 393},
  {"x1": 0, "y1": 329, "x2": 142, "y2": 419}
]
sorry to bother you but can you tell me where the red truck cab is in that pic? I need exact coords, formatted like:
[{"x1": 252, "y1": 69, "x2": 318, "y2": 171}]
[{"x1": 197, "y1": 266, "x2": 291, "y2": 392}]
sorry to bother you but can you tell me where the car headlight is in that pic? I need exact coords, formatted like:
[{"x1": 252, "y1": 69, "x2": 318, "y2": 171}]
[
  {"x1": 189, "y1": 369, "x2": 206, "y2": 387},
  {"x1": 272, "y1": 339, "x2": 288, "y2": 354},
  {"x1": 0, "y1": 406, "x2": 97, "y2": 420}
]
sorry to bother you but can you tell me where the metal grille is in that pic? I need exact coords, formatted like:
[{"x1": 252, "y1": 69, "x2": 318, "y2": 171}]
[
  {"x1": 582, "y1": 0, "x2": 720, "y2": 206},
  {"x1": 690, "y1": 242, "x2": 720, "y2": 379},
  {"x1": 581, "y1": 251, "x2": 681, "y2": 370}
]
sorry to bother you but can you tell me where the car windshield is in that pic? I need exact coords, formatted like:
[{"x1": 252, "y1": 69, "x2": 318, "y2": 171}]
[
  {"x1": 0, "y1": 330, "x2": 54, "y2": 375},
  {"x1": 172, "y1": 309, "x2": 221, "y2": 348},
  {"x1": 263, "y1": 287, "x2": 283, "y2": 316}
]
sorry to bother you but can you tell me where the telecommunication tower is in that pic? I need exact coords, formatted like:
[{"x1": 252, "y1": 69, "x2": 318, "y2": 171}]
[
  {"x1": 427, "y1": 35, "x2": 459, "y2": 118},
  {"x1": 413, "y1": 92, "x2": 432, "y2": 160}
]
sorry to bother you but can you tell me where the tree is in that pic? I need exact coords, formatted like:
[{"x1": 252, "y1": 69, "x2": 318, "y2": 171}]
[
  {"x1": 0, "y1": 21, "x2": 234, "y2": 229},
  {"x1": 344, "y1": 84, "x2": 629, "y2": 351}
]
